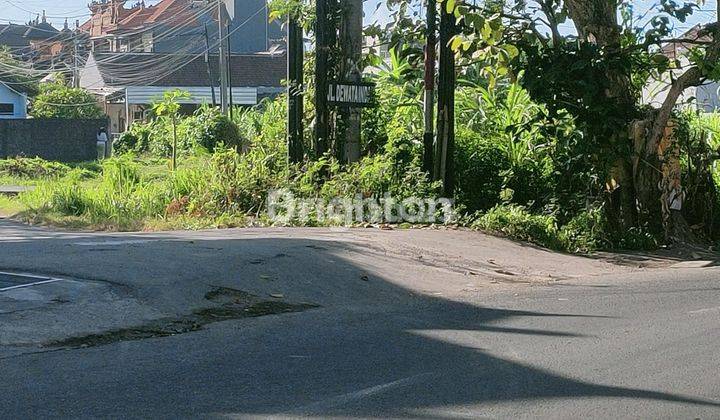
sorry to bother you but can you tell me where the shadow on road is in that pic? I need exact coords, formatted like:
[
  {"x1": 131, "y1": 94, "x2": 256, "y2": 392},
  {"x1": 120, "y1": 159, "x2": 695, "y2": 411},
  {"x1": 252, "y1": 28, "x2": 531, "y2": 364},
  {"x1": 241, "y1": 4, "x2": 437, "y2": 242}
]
[{"x1": 0, "y1": 222, "x2": 718, "y2": 417}]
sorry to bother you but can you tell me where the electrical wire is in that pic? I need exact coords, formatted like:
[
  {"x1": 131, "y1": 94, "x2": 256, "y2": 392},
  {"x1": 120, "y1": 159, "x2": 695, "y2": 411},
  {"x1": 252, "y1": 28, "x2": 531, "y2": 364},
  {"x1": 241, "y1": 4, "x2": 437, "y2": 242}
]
[
  {"x1": 0, "y1": 0, "x2": 216, "y2": 56},
  {"x1": 15, "y1": 2, "x2": 278, "y2": 107},
  {"x1": 2, "y1": 0, "x2": 91, "y2": 19},
  {"x1": 83, "y1": 3, "x2": 269, "y2": 89},
  {"x1": 0, "y1": 0, "x2": 218, "y2": 80}
]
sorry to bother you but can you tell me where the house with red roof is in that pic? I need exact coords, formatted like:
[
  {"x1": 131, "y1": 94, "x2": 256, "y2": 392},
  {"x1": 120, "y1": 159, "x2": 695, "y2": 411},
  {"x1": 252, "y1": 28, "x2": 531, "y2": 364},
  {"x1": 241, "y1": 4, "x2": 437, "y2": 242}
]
[
  {"x1": 84, "y1": 0, "x2": 283, "y2": 54},
  {"x1": 78, "y1": 0, "x2": 287, "y2": 134}
]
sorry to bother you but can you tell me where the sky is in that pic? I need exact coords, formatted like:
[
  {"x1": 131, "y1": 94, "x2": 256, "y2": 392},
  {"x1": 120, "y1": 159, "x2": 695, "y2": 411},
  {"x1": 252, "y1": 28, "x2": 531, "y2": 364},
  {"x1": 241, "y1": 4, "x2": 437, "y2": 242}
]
[
  {"x1": 0, "y1": 0, "x2": 717, "y2": 36},
  {"x1": 0, "y1": 0, "x2": 385, "y2": 25}
]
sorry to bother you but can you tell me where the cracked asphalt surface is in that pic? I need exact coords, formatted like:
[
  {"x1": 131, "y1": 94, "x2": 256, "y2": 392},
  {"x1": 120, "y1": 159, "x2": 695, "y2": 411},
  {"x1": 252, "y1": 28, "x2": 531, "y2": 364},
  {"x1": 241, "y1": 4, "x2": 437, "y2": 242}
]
[{"x1": 0, "y1": 219, "x2": 719, "y2": 419}]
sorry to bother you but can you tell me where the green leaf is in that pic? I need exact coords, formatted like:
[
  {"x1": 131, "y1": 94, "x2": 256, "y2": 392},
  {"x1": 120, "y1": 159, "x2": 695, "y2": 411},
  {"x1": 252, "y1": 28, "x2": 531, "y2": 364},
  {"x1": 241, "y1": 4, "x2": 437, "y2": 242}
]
[{"x1": 446, "y1": 0, "x2": 455, "y2": 14}]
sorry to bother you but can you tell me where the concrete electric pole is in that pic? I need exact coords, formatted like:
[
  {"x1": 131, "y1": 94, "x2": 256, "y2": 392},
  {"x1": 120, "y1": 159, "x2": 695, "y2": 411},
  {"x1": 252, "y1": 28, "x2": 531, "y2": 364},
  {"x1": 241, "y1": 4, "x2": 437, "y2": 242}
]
[
  {"x1": 423, "y1": 0, "x2": 437, "y2": 175},
  {"x1": 218, "y1": 0, "x2": 232, "y2": 115},
  {"x1": 435, "y1": 0, "x2": 456, "y2": 194},
  {"x1": 287, "y1": 14, "x2": 304, "y2": 163},
  {"x1": 339, "y1": 0, "x2": 363, "y2": 163},
  {"x1": 314, "y1": 0, "x2": 330, "y2": 156}
]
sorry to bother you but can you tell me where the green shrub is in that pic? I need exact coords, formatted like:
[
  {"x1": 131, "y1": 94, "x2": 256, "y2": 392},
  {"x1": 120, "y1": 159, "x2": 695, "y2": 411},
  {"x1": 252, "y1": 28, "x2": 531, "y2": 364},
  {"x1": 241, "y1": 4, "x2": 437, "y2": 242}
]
[
  {"x1": 113, "y1": 132, "x2": 140, "y2": 155},
  {"x1": 454, "y1": 127, "x2": 510, "y2": 212},
  {"x1": 30, "y1": 82, "x2": 105, "y2": 119},
  {"x1": 453, "y1": 83, "x2": 561, "y2": 213},
  {"x1": 0, "y1": 157, "x2": 70, "y2": 179},
  {"x1": 472, "y1": 204, "x2": 567, "y2": 250},
  {"x1": 472, "y1": 204, "x2": 658, "y2": 253},
  {"x1": 114, "y1": 123, "x2": 153, "y2": 155},
  {"x1": 47, "y1": 182, "x2": 87, "y2": 216},
  {"x1": 184, "y1": 106, "x2": 242, "y2": 152},
  {"x1": 301, "y1": 154, "x2": 439, "y2": 202},
  {"x1": 233, "y1": 98, "x2": 288, "y2": 152},
  {"x1": 20, "y1": 156, "x2": 165, "y2": 229},
  {"x1": 119, "y1": 106, "x2": 245, "y2": 158},
  {"x1": 558, "y1": 207, "x2": 609, "y2": 253}
]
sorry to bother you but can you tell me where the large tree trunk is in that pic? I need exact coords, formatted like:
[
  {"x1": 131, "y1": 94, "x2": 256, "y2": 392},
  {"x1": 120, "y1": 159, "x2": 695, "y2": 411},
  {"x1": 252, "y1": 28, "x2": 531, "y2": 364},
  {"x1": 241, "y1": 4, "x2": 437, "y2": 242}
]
[
  {"x1": 565, "y1": 0, "x2": 639, "y2": 230},
  {"x1": 562, "y1": 0, "x2": 720, "y2": 243},
  {"x1": 631, "y1": 117, "x2": 662, "y2": 230},
  {"x1": 287, "y1": 16, "x2": 304, "y2": 164},
  {"x1": 314, "y1": 0, "x2": 331, "y2": 156},
  {"x1": 638, "y1": 66, "x2": 707, "y2": 243},
  {"x1": 635, "y1": 112, "x2": 700, "y2": 243},
  {"x1": 606, "y1": 155, "x2": 638, "y2": 232}
]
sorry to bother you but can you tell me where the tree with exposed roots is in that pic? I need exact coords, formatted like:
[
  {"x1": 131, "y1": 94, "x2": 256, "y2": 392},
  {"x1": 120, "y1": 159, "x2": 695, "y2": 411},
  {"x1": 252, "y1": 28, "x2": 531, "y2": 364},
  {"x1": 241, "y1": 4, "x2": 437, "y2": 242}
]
[{"x1": 440, "y1": 0, "x2": 720, "y2": 243}]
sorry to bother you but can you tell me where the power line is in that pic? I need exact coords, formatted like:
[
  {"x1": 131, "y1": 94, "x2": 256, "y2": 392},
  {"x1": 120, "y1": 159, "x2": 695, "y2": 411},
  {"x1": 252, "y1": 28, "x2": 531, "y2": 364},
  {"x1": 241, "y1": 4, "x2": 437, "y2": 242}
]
[
  {"x1": 1, "y1": 0, "x2": 90, "y2": 18},
  {"x1": 0, "y1": 0, "x2": 218, "y2": 81},
  {"x1": 88, "y1": 4, "x2": 269, "y2": 89},
  {"x1": 3, "y1": 2, "x2": 274, "y2": 108}
]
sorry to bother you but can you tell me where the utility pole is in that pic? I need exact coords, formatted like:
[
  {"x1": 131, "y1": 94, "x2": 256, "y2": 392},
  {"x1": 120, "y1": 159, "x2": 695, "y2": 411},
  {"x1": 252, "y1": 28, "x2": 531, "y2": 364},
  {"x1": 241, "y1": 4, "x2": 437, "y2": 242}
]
[
  {"x1": 227, "y1": 23, "x2": 234, "y2": 119},
  {"x1": 339, "y1": 0, "x2": 363, "y2": 163},
  {"x1": 435, "y1": 0, "x2": 456, "y2": 195},
  {"x1": 72, "y1": 17, "x2": 81, "y2": 89},
  {"x1": 218, "y1": 0, "x2": 230, "y2": 115},
  {"x1": 204, "y1": 24, "x2": 217, "y2": 107},
  {"x1": 73, "y1": 37, "x2": 80, "y2": 88},
  {"x1": 314, "y1": 0, "x2": 329, "y2": 156},
  {"x1": 423, "y1": 0, "x2": 437, "y2": 175},
  {"x1": 287, "y1": 15, "x2": 304, "y2": 163}
]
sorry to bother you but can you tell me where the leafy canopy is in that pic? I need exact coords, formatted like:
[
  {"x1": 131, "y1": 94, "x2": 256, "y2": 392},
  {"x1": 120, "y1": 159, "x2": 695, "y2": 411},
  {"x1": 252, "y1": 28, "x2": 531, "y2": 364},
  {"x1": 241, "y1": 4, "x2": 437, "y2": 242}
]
[
  {"x1": 0, "y1": 47, "x2": 39, "y2": 97},
  {"x1": 152, "y1": 89, "x2": 191, "y2": 119},
  {"x1": 31, "y1": 81, "x2": 105, "y2": 119}
]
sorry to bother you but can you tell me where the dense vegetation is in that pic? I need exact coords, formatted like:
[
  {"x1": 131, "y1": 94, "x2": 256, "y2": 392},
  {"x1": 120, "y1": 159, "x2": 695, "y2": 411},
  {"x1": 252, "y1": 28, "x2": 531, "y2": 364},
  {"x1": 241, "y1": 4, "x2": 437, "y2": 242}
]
[
  {"x1": 2, "y1": 0, "x2": 720, "y2": 253},
  {"x1": 30, "y1": 80, "x2": 105, "y2": 120},
  {"x1": 4, "y1": 61, "x2": 720, "y2": 251}
]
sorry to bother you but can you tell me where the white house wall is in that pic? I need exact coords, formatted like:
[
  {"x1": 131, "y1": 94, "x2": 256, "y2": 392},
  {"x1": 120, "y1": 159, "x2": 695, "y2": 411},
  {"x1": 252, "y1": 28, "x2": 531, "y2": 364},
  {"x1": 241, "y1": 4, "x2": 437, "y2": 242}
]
[
  {"x1": 642, "y1": 53, "x2": 720, "y2": 112},
  {"x1": 642, "y1": 54, "x2": 697, "y2": 110},
  {"x1": 79, "y1": 54, "x2": 108, "y2": 94},
  {"x1": 696, "y1": 81, "x2": 720, "y2": 111},
  {"x1": 0, "y1": 83, "x2": 27, "y2": 119},
  {"x1": 125, "y1": 87, "x2": 258, "y2": 106}
]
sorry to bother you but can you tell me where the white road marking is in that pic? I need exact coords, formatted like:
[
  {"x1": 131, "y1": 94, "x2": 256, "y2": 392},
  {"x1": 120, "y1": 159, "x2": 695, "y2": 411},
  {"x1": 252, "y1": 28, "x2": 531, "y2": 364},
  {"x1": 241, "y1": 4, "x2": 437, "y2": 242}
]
[
  {"x1": 294, "y1": 372, "x2": 432, "y2": 413},
  {"x1": 688, "y1": 306, "x2": 720, "y2": 315},
  {"x1": 0, "y1": 270, "x2": 55, "y2": 281},
  {"x1": 0, "y1": 271, "x2": 67, "y2": 292},
  {"x1": 0, "y1": 279, "x2": 64, "y2": 292},
  {"x1": 72, "y1": 239, "x2": 158, "y2": 246}
]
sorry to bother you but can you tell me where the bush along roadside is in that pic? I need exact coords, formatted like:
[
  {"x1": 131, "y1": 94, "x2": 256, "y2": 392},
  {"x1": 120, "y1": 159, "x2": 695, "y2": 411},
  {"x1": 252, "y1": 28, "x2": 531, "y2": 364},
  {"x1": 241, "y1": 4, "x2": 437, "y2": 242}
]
[{"x1": 6, "y1": 82, "x2": 720, "y2": 253}]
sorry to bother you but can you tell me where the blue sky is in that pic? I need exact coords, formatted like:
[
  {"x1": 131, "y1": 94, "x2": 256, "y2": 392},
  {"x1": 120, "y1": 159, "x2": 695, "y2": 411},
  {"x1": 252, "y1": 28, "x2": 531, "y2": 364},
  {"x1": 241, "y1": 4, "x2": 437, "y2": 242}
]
[
  {"x1": 1, "y1": 0, "x2": 717, "y2": 36},
  {"x1": 0, "y1": 0, "x2": 382, "y2": 25}
]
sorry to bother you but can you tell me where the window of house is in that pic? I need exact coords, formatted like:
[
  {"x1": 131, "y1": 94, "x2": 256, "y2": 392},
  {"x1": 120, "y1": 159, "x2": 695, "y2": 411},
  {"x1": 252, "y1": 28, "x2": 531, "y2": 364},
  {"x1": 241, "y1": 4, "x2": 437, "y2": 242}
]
[
  {"x1": 0, "y1": 104, "x2": 15, "y2": 115},
  {"x1": 142, "y1": 32, "x2": 154, "y2": 53}
]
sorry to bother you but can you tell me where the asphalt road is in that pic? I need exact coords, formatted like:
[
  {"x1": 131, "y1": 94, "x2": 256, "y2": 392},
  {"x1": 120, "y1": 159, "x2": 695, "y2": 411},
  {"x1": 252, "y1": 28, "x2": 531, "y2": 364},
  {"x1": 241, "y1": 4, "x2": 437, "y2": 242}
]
[{"x1": 0, "y1": 219, "x2": 719, "y2": 419}]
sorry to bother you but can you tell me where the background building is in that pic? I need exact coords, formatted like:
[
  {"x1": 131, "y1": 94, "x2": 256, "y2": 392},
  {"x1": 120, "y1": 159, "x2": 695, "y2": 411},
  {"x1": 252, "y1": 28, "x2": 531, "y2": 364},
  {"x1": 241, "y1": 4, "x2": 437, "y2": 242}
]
[
  {"x1": 0, "y1": 81, "x2": 29, "y2": 119},
  {"x1": 80, "y1": 51, "x2": 285, "y2": 132},
  {"x1": 643, "y1": 25, "x2": 720, "y2": 112},
  {"x1": 83, "y1": 0, "x2": 283, "y2": 55}
]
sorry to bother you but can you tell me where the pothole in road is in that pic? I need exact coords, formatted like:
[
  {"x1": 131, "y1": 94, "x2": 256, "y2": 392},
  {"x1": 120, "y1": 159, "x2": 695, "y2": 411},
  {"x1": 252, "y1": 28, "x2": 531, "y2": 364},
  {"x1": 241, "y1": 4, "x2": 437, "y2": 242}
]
[{"x1": 46, "y1": 287, "x2": 319, "y2": 349}]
